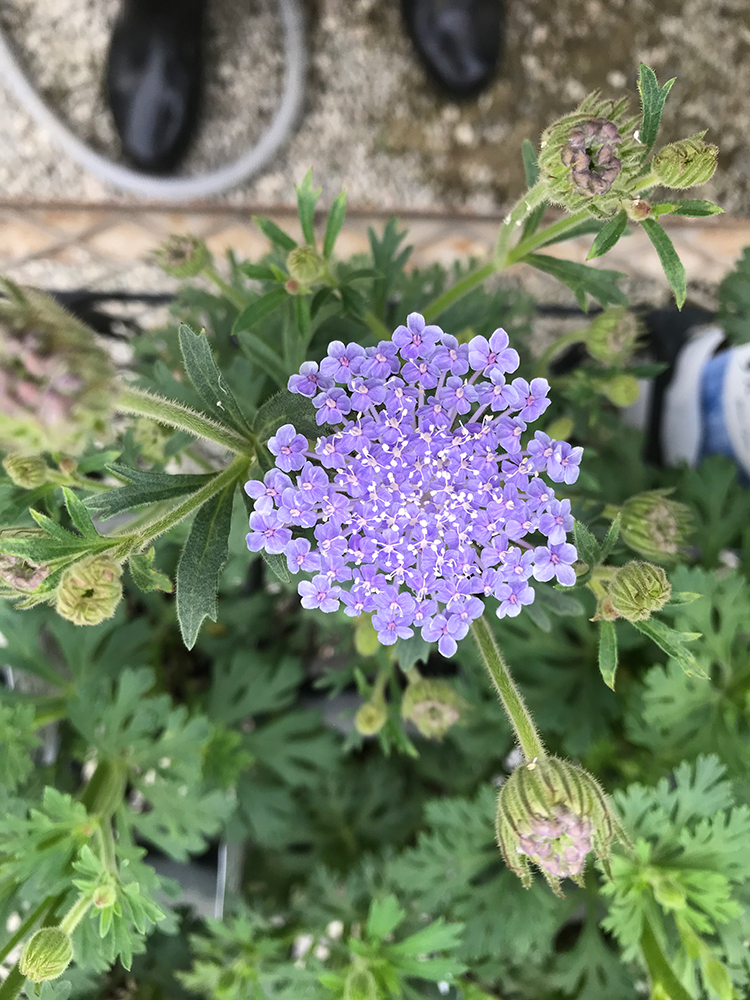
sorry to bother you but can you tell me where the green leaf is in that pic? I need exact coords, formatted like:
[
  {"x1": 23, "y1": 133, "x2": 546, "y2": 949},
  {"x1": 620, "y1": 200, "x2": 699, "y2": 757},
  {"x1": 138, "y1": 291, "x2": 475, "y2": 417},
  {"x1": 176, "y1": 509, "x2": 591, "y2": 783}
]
[
  {"x1": 84, "y1": 468, "x2": 212, "y2": 520},
  {"x1": 61, "y1": 487, "x2": 99, "y2": 539},
  {"x1": 534, "y1": 584, "x2": 584, "y2": 617},
  {"x1": 388, "y1": 918, "x2": 464, "y2": 957},
  {"x1": 260, "y1": 549, "x2": 292, "y2": 584},
  {"x1": 586, "y1": 210, "x2": 628, "y2": 260},
  {"x1": 209, "y1": 654, "x2": 303, "y2": 725},
  {"x1": 598, "y1": 620, "x2": 618, "y2": 690},
  {"x1": 600, "y1": 512, "x2": 621, "y2": 561},
  {"x1": 252, "y1": 215, "x2": 297, "y2": 252},
  {"x1": 178, "y1": 325, "x2": 253, "y2": 435},
  {"x1": 293, "y1": 294, "x2": 312, "y2": 352},
  {"x1": 573, "y1": 519, "x2": 601, "y2": 570},
  {"x1": 240, "y1": 262, "x2": 278, "y2": 281},
  {"x1": 630, "y1": 616, "x2": 705, "y2": 677},
  {"x1": 176, "y1": 481, "x2": 236, "y2": 649},
  {"x1": 236, "y1": 330, "x2": 288, "y2": 390},
  {"x1": 323, "y1": 190, "x2": 347, "y2": 258},
  {"x1": 525, "y1": 254, "x2": 628, "y2": 310},
  {"x1": 641, "y1": 218, "x2": 687, "y2": 309},
  {"x1": 128, "y1": 547, "x2": 173, "y2": 594},
  {"x1": 521, "y1": 139, "x2": 540, "y2": 186},
  {"x1": 367, "y1": 894, "x2": 405, "y2": 941},
  {"x1": 651, "y1": 200, "x2": 724, "y2": 219},
  {"x1": 232, "y1": 287, "x2": 289, "y2": 337},
  {"x1": 665, "y1": 590, "x2": 702, "y2": 606},
  {"x1": 251, "y1": 390, "x2": 323, "y2": 443},
  {"x1": 295, "y1": 169, "x2": 321, "y2": 246},
  {"x1": 637, "y1": 64, "x2": 676, "y2": 155},
  {"x1": 393, "y1": 632, "x2": 432, "y2": 672},
  {"x1": 0, "y1": 702, "x2": 40, "y2": 791}
]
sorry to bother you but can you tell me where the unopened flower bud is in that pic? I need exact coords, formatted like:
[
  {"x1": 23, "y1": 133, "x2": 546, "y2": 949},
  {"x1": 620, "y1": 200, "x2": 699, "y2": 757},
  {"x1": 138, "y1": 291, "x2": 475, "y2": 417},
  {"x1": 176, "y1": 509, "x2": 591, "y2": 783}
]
[
  {"x1": 652, "y1": 134, "x2": 718, "y2": 189},
  {"x1": 0, "y1": 278, "x2": 114, "y2": 456},
  {"x1": 154, "y1": 234, "x2": 211, "y2": 278},
  {"x1": 56, "y1": 555, "x2": 123, "y2": 626},
  {"x1": 495, "y1": 755, "x2": 621, "y2": 895},
  {"x1": 355, "y1": 697, "x2": 388, "y2": 737},
  {"x1": 286, "y1": 246, "x2": 325, "y2": 286},
  {"x1": 539, "y1": 94, "x2": 641, "y2": 216},
  {"x1": 597, "y1": 373, "x2": 640, "y2": 407},
  {"x1": 344, "y1": 963, "x2": 378, "y2": 1000},
  {"x1": 624, "y1": 198, "x2": 651, "y2": 221},
  {"x1": 2, "y1": 454, "x2": 48, "y2": 489},
  {"x1": 19, "y1": 927, "x2": 73, "y2": 982},
  {"x1": 620, "y1": 489, "x2": 694, "y2": 562},
  {"x1": 92, "y1": 881, "x2": 117, "y2": 909},
  {"x1": 354, "y1": 615, "x2": 380, "y2": 658},
  {"x1": 608, "y1": 561, "x2": 671, "y2": 622},
  {"x1": 0, "y1": 553, "x2": 49, "y2": 593},
  {"x1": 585, "y1": 307, "x2": 641, "y2": 364},
  {"x1": 401, "y1": 678, "x2": 464, "y2": 739}
]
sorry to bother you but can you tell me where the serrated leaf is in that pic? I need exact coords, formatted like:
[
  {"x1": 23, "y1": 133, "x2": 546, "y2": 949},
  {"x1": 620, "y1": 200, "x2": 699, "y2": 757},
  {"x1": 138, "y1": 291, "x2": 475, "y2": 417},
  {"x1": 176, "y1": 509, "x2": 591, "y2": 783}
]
[
  {"x1": 637, "y1": 64, "x2": 675, "y2": 155},
  {"x1": 85, "y1": 468, "x2": 212, "y2": 520},
  {"x1": 209, "y1": 654, "x2": 303, "y2": 725},
  {"x1": 642, "y1": 218, "x2": 686, "y2": 309},
  {"x1": 598, "y1": 620, "x2": 618, "y2": 690},
  {"x1": 367, "y1": 894, "x2": 405, "y2": 941},
  {"x1": 128, "y1": 547, "x2": 173, "y2": 594},
  {"x1": 587, "y1": 209, "x2": 628, "y2": 260},
  {"x1": 630, "y1": 616, "x2": 705, "y2": 677},
  {"x1": 323, "y1": 190, "x2": 347, "y2": 258},
  {"x1": 525, "y1": 254, "x2": 628, "y2": 310},
  {"x1": 178, "y1": 324, "x2": 253, "y2": 435},
  {"x1": 232, "y1": 287, "x2": 289, "y2": 337},
  {"x1": 573, "y1": 519, "x2": 601, "y2": 570},
  {"x1": 236, "y1": 330, "x2": 288, "y2": 390},
  {"x1": 176, "y1": 482, "x2": 236, "y2": 649},
  {"x1": 252, "y1": 390, "x2": 323, "y2": 443},
  {"x1": 252, "y1": 215, "x2": 297, "y2": 252},
  {"x1": 295, "y1": 169, "x2": 321, "y2": 246}
]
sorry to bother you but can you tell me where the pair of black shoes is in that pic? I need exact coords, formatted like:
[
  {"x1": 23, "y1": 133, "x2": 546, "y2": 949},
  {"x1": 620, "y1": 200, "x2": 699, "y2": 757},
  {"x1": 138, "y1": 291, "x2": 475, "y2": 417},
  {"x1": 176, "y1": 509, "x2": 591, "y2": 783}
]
[{"x1": 107, "y1": 0, "x2": 504, "y2": 174}]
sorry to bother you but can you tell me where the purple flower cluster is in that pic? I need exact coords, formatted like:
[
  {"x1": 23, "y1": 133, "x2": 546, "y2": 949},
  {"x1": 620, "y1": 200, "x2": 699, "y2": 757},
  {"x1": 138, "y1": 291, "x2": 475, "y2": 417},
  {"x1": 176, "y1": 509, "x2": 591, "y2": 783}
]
[
  {"x1": 246, "y1": 314, "x2": 581, "y2": 656},
  {"x1": 516, "y1": 804, "x2": 594, "y2": 879}
]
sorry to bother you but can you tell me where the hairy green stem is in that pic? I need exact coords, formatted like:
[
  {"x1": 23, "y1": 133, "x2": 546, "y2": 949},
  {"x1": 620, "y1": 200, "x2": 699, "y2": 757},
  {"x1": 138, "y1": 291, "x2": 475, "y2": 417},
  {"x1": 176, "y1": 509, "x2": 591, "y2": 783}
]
[
  {"x1": 116, "y1": 384, "x2": 254, "y2": 455},
  {"x1": 363, "y1": 309, "x2": 393, "y2": 341},
  {"x1": 471, "y1": 615, "x2": 546, "y2": 762},
  {"x1": 126, "y1": 454, "x2": 248, "y2": 548},
  {"x1": 422, "y1": 263, "x2": 496, "y2": 323},
  {"x1": 0, "y1": 964, "x2": 26, "y2": 1000},
  {"x1": 506, "y1": 208, "x2": 591, "y2": 264},
  {"x1": 640, "y1": 916, "x2": 693, "y2": 1000},
  {"x1": 494, "y1": 181, "x2": 548, "y2": 267},
  {"x1": 204, "y1": 266, "x2": 248, "y2": 311}
]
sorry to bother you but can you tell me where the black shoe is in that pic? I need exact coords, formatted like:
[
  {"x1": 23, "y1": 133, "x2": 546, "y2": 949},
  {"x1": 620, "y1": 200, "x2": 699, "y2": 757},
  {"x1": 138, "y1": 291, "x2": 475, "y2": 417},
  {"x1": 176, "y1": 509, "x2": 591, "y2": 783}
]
[
  {"x1": 106, "y1": 0, "x2": 207, "y2": 174},
  {"x1": 401, "y1": 0, "x2": 504, "y2": 99}
]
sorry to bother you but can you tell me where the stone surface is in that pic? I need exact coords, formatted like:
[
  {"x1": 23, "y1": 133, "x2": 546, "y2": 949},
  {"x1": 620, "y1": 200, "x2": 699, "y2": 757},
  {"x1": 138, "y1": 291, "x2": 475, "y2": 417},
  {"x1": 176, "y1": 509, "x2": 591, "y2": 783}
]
[{"x1": 0, "y1": 0, "x2": 747, "y2": 212}]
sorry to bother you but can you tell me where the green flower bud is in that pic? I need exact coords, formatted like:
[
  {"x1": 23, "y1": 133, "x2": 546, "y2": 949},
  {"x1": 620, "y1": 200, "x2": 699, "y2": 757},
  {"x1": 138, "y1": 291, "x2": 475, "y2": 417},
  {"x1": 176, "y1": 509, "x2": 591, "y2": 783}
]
[
  {"x1": 538, "y1": 93, "x2": 641, "y2": 217},
  {"x1": 56, "y1": 556, "x2": 123, "y2": 626},
  {"x1": 19, "y1": 927, "x2": 73, "y2": 983},
  {"x1": 608, "y1": 561, "x2": 671, "y2": 622},
  {"x1": 401, "y1": 678, "x2": 464, "y2": 739},
  {"x1": 620, "y1": 489, "x2": 694, "y2": 563},
  {"x1": 544, "y1": 415, "x2": 574, "y2": 442},
  {"x1": 2, "y1": 454, "x2": 48, "y2": 489},
  {"x1": 585, "y1": 306, "x2": 641, "y2": 364},
  {"x1": 344, "y1": 963, "x2": 378, "y2": 1000},
  {"x1": 92, "y1": 881, "x2": 118, "y2": 910},
  {"x1": 652, "y1": 133, "x2": 718, "y2": 189},
  {"x1": 355, "y1": 697, "x2": 388, "y2": 737},
  {"x1": 0, "y1": 278, "x2": 115, "y2": 456},
  {"x1": 154, "y1": 234, "x2": 211, "y2": 278},
  {"x1": 286, "y1": 246, "x2": 325, "y2": 286},
  {"x1": 597, "y1": 373, "x2": 641, "y2": 407},
  {"x1": 354, "y1": 615, "x2": 380, "y2": 658},
  {"x1": 495, "y1": 755, "x2": 622, "y2": 896}
]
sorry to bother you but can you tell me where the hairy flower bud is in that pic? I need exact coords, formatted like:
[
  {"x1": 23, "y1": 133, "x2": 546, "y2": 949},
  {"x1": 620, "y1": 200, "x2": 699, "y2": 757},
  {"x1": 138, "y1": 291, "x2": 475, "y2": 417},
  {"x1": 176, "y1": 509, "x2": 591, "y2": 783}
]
[
  {"x1": 0, "y1": 278, "x2": 115, "y2": 455},
  {"x1": 539, "y1": 94, "x2": 641, "y2": 217},
  {"x1": 56, "y1": 556, "x2": 123, "y2": 626},
  {"x1": 608, "y1": 561, "x2": 671, "y2": 621},
  {"x1": 495, "y1": 755, "x2": 621, "y2": 895},
  {"x1": 401, "y1": 678, "x2": 464, "y2": 739},
  {"x1": 19, "y1": 927, "x2": 73, "y2": 982},
  {"x1": 154, "y1": 234, "x2": 211, "y2": 278},
  {"x1": 585, "y1": 307, "x2": 641, "y2": 364},
  {"x1": 597, "y1": 373, "x2": 640, "y2": 407},
  {"x1": 2, "y1": 454, "x2": 48, "y2": 489},
  {"x1": 652, "y1": 133, "x2": 718, "y2": 189},
  {"x1": 355, "y1": 697, "x2": 388, "y2": 737},
  {"x1": 620, "y1": 489, "x2": 694, "y2": 563},
  {"x1": 344, "y1": 964, "x2": 378, "y2": 1000},
  {"x1": 624, "y1": 198, "x2": 652, "y2": 221},
  {"x1": 0, "y1": 552, "x2": 49, "y2": 593},
  {"x1": 286, "y1": 246, "x2": 325, "y2": 286}
]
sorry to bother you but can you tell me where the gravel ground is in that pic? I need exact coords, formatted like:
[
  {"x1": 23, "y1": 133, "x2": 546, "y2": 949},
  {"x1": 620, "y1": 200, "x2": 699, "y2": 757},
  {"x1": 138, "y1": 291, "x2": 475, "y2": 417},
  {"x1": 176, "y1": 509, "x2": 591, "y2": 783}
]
[{"x1": 0, "y1": 0, "x2": 748, "y2": 212}]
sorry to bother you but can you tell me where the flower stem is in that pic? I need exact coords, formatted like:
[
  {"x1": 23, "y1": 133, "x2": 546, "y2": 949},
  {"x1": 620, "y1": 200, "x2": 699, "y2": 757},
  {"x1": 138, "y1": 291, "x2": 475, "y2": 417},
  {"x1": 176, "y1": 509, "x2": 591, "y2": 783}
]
[
  {"x1": 0, "y1": 965, "x2": 26, "y2": 1000},
  {"x1": 640, "y1": 916, "x2": 693, "y2": 1000},
  {"x1": 116, "y1": 384, "x2": 254, "y2": 456},
  {"x1": 423, "y1": 263, "x2": 496, "y2": 323},
  {"x1": 204, "y1": 266, "x2": 248, "y2": 312},
  {"x1": 471, "y1": 614, "x2": 546, "y2": 762},
  {"x1": 363, "y1": 310, "x2": 393, "y2": 341},
  {"x1": 506, "y1": 207, "x2": 591, "y2": 264},
  {"x1": 494, "y1": 181, "x2": 548, "y2": 268}
]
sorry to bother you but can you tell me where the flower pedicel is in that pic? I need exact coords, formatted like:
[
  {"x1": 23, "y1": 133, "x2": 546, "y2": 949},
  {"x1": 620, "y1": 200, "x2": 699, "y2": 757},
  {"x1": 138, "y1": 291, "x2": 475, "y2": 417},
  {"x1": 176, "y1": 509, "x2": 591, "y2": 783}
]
[{"x1": 246, "y1": 314, "x2": 581, "y2": 655}]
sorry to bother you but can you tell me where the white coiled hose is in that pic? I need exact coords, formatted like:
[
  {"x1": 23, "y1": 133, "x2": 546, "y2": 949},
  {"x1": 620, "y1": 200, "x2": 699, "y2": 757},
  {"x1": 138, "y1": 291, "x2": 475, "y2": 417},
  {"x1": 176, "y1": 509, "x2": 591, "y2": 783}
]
[{"x1": 0, "y1": 0, "x2": 306, "y2": 200}]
